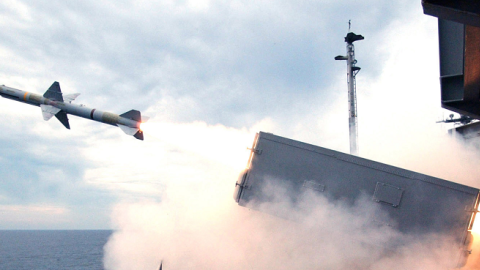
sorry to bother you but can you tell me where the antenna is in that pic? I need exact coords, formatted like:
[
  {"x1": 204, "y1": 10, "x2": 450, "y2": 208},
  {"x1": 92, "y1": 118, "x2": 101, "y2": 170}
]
[{"x1": 334, "y1": 22, "x2": 364, "y2": 156}]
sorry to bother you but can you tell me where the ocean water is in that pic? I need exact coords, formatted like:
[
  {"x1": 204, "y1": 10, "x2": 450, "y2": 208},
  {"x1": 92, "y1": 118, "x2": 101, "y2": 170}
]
[{"x1": 0, "y1": 230, "x2": 112, "y2": 270}]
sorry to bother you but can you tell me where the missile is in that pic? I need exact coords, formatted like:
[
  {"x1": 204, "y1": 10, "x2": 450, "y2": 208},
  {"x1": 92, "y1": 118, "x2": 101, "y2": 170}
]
[{"x1": 0, "y1": 81, "x2": 148, "y2": 140}]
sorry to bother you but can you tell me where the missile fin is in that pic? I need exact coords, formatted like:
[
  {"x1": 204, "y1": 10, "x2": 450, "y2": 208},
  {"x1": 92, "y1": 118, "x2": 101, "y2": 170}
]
[
  {"x1": 43, "y1": 81, "x2": 64, "y2": 102},
  {"x1": 40, "y1": 104, "x2": 61, "y2": 121},
  {"x1": 134, "y1": 130, "x2": 144, "y2": 140},
  {"x1": 119, "y1": 109, "x2": 141, "y2": 121},
  {"x1": 118, "y1": 124, "x2": 139, "y2": 136},
  {"x1": 118, "y1": 124, "x2": 144, "y2": 140},
  {"x1": 54, "y1": 111, "x2": 70, "y2": 129},
  {"x1": 63, "y1": 93, "x2": 80, "y2": 103}
]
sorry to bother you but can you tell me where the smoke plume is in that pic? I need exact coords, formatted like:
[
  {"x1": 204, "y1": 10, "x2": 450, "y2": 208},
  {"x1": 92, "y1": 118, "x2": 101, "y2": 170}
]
[{"x1": 101, "y1": 119, "x2": 480, "y2": 270}]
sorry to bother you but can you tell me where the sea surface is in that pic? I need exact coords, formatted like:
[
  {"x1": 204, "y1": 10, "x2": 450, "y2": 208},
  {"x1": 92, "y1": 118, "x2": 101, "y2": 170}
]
[{"x1": 0, "y1": 230, "x2": 112, "y2": 270}]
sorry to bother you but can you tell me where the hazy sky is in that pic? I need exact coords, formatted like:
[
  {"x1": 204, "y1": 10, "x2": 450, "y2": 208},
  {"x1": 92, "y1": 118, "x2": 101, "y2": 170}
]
[{"x1": 0, "y1": 0, "x2": 475, "y2": 233}]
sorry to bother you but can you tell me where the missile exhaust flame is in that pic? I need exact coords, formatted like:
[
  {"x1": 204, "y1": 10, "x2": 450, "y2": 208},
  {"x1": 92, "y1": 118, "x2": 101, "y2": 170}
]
[{"x1": 470, "y1": 212, "x2": 480, "y2": 234}]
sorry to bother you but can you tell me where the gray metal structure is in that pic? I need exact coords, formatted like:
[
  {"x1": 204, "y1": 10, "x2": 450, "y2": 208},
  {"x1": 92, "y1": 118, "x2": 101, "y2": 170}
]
[
  {"x1": 234, "y1": 132, "x2": 480, "y2": 267},
  {"x1": 436, "y1": 19, "x2": 480, "y2": 119},
  {"x1": 335, "y1": 32, "x2": 364, "y2": 155},
  {"x1": 423, "y1": 0, "x2": 480, "y2": 28},
  {"x1": 0, "y1": 82, "x2": 148, "y2": 140},
  {"x1": 422, "y1": 1, "x2": 480, "y2": 120}
]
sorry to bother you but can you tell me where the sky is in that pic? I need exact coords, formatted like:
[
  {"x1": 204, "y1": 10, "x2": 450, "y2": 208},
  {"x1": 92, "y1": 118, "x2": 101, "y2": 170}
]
[
  {"x1": 2, "y1": 0, "x2": 480, "y2": 268},
  {"x1": 0, "y1": 0, "x2": 473, "y2": 228}
]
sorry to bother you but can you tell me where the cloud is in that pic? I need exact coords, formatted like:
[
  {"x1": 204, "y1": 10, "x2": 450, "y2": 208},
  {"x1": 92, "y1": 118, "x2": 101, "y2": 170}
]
[
  {"x1": 0, "y1": 0, "x2": 422, "y2": 127},
  {"x1": 0, "y1": 204, "x2": 69, "y2": 228}
]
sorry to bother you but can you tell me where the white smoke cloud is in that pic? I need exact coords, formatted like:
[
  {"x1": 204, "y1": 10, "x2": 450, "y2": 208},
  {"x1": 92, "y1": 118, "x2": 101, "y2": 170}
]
[
  {"x1": 102, "y1": 156, "x2": 469, "y2": 270},
  {"x1": 99, "y1": 2, "x2": 480, "y2": 270},
  {"x1": 99, "y1": 117, "x2": 480, "y2": 270}
]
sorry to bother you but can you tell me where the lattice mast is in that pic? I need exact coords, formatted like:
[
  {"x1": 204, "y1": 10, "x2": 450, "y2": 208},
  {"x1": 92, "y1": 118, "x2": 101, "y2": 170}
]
[{"x1": 335, "y1": 21, "x2": 364, "y2": 156}]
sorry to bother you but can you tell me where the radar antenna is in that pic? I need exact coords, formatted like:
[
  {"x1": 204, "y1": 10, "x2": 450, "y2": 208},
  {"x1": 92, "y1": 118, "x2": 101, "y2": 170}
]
[{"x1": 437, "y1": 114, "x2": 474, "y2": 125}]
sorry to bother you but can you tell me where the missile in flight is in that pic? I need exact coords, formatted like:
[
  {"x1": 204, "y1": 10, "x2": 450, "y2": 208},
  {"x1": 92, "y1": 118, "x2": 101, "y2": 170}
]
[{"x1": 0, "y1": 81, "x2": 149, "y2": 140}]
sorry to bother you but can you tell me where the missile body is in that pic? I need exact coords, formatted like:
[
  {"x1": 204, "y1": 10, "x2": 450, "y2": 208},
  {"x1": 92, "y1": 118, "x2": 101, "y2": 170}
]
[{"x1": 0, "y1": 81, "x2": 148, "y2": 140}]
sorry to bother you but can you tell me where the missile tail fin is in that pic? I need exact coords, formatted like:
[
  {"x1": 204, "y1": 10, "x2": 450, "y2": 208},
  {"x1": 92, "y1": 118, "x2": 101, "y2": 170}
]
[
  {"x1": 118, "y1": 110, "x2": 146, "y2": 140},
  {"x1": 118, "y1": 124, "x2": 139, "y2": 136},
  {"x1": 134, "y1": 130, "x2": 144, "y2": 140},
  {"x1": 119, "y1": 109, "x2": 141, "y2": 121},
  {"x1": 118, "y1": 124, "x2": 144, "y2": 140},
  {"x1": 119, "y1": 109, "x2": 149, "y2": 123}
]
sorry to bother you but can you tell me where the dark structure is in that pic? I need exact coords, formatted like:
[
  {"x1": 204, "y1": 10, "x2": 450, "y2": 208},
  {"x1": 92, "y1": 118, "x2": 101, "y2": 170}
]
[
  {"x1": 437, "y1": 19, "x2": 480, "y2": 119},
  {"x1": 423, "y1": 1, "x2": 480, "y2": 120},
  {"x1": 423, "y1": 0, "x2": 480, "y2": 28}
]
